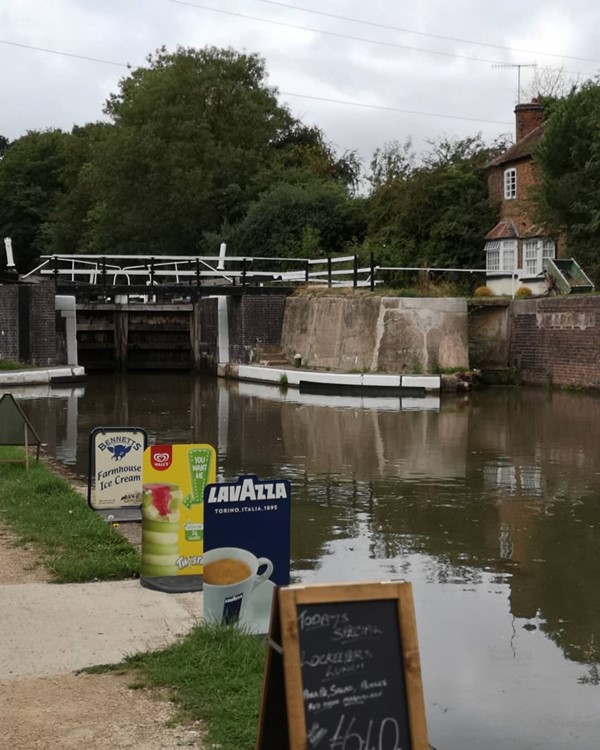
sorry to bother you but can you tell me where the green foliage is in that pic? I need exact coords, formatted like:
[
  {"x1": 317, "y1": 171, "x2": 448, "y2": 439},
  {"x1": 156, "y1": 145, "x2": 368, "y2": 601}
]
[
  {"x1": 536, "y1": 82, "x2": 600, "y2": 285},
  {"x1": 0, "y1": 451, "x2": 139, "y2": 582},
  {"x1": 0, "y1": 135, "x2": 9, "y2": 158},
  {"x1": 231, "y1": 181, "x2": 367, "y2": 259},
  {"x1": 83, "y1": 46, "x2": 297, "y2": 254},
  {"x1": 44, "y1": 123, "x2": 110, "y2": 254},
  {"x1": 0, "y1": 129, "x2": 70, "y2": 271},
  {"x1": 366, "y1": 135, "x2": 509, "y2": 270},
  {"x1": 0, "y1": 359, "x2": 31, "y2": 370}
]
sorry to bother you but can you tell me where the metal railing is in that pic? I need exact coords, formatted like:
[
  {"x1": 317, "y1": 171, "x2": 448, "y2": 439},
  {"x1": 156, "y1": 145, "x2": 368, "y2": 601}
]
[{"x1": 23, "y1": 252, "x2": 485, "y2": 297}]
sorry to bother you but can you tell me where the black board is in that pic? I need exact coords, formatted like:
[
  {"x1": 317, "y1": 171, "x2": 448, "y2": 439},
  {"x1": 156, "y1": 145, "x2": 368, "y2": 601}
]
[
  {"x1": 256, "y1": 582, "x2": 429, "y2": 750},
  {"x1": 297, "y1": 599, "x2": 412, "y2": 750}
]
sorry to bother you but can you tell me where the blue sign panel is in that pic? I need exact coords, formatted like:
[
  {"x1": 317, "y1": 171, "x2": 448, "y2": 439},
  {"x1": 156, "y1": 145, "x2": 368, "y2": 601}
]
[
  {"x1": 203, "y1": 474, "x2": 291, "y2": 585},
  {"x1": 203, "y1": 475, "x2": 291, "y2": 631}
]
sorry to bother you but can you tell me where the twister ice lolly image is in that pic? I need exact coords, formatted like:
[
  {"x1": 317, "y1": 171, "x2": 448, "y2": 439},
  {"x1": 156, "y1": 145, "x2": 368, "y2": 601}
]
[{"x1": 141, "y1": 483, "x2": 182, "y2": 577}]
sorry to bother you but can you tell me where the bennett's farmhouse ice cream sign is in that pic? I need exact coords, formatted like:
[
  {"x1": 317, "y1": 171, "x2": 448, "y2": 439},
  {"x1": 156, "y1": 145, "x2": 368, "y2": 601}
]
[{"x1": 89, "y1": 428, "x2": 147, "y2": 510}]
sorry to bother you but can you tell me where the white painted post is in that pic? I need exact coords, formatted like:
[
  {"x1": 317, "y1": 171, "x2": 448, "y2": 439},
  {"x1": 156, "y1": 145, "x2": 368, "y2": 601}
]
[
  {"x1": 3, "y1": 237, "x2": 16, "y2": 269},
  {"x1": 217, "y1": 296, "x2": 230, "y2": 364},
  {"x1": 217, "y1": 242, "x2": 227, "y2": 271}
]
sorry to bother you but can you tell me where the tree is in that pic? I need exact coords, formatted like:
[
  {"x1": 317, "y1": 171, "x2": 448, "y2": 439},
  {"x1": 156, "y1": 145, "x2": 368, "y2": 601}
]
[
  {"x1": 368, "y1": 139, "x2": 416, "y2": 190},
  {"x1": 366, "y1": 135, "x2": 509, "y2": 270},
  {"x1": 535, "y1": 81, "x2": 600, "y2": 284},
  {"x1": 230, "y1": 181, "x2": 367, "y2": 259},
  {"x1": 271, "y1": 123, "x2": 361, "y2": 193},
  {"x1": 43, "y1": 123, "x2": 110, "y2": 254},
  {"x1": 0, "y1": 129, "x2": 69, "y2": 272},
  {"x1": 521, "y1": 66, "x2": 579, "y2": 103},
  {"x1": 0, "y1": 135, "x2": 9, "y2": 159},
  {"x1": 82, "y1": 46, "x2": 303, "y2": 255}
]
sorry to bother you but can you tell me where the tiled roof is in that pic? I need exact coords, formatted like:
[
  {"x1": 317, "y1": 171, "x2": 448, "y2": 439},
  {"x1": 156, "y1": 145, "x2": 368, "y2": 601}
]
[
  {"x1": 485, "y1": 219, "x2": 519, "y2": 240},
  {"x1": 486, "y1": 124, "x2": 544, "y2": 168},
  {"x1": 521, "y1": 224, "x2": 552, "y2": 238}
]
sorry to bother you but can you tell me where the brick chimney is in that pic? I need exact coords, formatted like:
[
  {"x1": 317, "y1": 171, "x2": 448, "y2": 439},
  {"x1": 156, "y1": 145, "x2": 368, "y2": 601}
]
[{"x1": 515, "y1": 100, "x2": 544, "y2": 142}]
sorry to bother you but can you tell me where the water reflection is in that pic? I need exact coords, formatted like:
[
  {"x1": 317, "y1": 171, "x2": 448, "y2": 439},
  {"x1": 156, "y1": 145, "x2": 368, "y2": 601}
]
[{"x1": 10, "y1": 375, "x2": 600, "y2": 749}]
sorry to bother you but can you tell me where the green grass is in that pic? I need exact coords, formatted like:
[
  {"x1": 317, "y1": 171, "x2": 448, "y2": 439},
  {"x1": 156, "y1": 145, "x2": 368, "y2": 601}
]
[
  {"x1": 0, "y1": 359, "x2": 30, "y2": 370},
  {"x1": 97, "y1": 623, "x2": 266, "y2": 750},
  {"x1": 0, "y1": 448, "x2": 139, "y2": 582}
]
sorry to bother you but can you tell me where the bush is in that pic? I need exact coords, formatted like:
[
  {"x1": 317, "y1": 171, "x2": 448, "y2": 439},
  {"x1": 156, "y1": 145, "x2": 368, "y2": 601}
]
[
  {"x1": 474, "y1": 285, "x2": 493, "y2": 297},
  {"x1": 516, "y1": 286, "x2": 532, "y2": 298}
]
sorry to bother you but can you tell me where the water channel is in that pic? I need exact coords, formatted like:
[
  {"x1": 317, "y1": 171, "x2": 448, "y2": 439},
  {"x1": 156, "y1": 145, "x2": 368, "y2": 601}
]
[{"x1": 15, "y1": 373, "x2": 600, "y2": 749}]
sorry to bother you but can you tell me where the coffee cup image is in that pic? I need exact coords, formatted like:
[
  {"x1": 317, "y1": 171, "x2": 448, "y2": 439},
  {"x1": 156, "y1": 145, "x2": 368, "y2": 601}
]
[
  {"x1": 141, "y1": 483, "x2": 182, "y2": 578},
  {"x1": 202, "y1": 547, "x2": 274, "y2": 625}
]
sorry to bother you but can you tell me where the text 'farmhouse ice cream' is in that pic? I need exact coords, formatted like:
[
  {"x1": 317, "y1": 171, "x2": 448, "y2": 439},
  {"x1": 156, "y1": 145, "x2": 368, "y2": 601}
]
[{"x1": 141, "y1": 483, "x2": 182, "y2": 577}]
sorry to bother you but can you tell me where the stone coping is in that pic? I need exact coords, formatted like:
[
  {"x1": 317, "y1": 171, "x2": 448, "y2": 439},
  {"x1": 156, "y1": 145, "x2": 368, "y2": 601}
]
[
  {"x1": 222, "y1": 364, "x2": 441, "y2": 392},
  {"x1": 0, "y1": 366, "x2": 86, "y2": 388}
]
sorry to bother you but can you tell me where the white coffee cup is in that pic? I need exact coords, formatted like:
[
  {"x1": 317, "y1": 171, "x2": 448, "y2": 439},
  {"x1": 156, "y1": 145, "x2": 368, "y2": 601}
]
[{"x1": 202, "y1": 546, "x2": 274, "y2": 625}]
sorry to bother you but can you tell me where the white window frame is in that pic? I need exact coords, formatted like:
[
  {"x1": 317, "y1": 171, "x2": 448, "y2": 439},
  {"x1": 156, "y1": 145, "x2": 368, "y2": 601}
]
[
  {"x1": 522, "y1": 238, "x2": 556, "y2": 277},
  {"x1": 504, "y1": 168, "x2": 517, "y2": 200},
  {"x1": 485, "y1": 239, "x2": 518, "y2": 275}
]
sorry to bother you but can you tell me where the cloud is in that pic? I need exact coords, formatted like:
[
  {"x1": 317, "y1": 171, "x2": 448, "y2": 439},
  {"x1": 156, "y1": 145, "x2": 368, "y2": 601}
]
[{"x1": 1, "y1": 0, "x2": 598, "y2": 160}]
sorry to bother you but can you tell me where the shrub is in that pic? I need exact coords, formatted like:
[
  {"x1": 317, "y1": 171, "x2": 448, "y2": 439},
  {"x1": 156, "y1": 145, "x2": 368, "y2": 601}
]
[
  {"x1": 474, "y1": 285, "x2": 493, "y2": 297},
  {"x1": 516, "y1": 286, "x2": 532, "y2": 298}
]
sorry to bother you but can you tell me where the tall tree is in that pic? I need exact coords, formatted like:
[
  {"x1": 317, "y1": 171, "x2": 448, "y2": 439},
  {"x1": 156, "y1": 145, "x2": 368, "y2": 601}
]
[
  {"x1": 229, "y1": 181, "x2": 367, "y2": 259},
  {"x1": 44, "y1": 123, "x2": 110, "y2": 254},
  {"x1": 366, "y1": 135, "x2": 509, "y2": 270},
  {"x1": 536, "y1": 81, "x2": 600, "y2": 283},
  {"x1": 84, "y1": 46, "x2": 300, "y2": 254},
  {"x1": 0, "y1": 129, "x2": 69, "y2": 272}
]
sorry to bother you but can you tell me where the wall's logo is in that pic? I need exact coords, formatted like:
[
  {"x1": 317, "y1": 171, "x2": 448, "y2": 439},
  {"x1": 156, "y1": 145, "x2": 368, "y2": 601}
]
[{"x1": 151, "y1": 446, "x2": 173, "y2": 470}]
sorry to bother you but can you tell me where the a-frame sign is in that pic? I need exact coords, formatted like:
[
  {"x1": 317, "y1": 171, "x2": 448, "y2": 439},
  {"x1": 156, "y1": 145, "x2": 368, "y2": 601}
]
[
  {"x1": 256, "y1": 581, "x2": 430, "y2": 750},
  {"x1": 0, "y1": 393, "x2": 41, "y2": 469}
]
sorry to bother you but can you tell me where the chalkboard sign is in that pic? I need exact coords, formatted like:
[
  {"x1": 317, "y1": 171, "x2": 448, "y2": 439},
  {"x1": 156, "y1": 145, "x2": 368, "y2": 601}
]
[{"x1": 256, "y1": 582, "x2": 429, "y2": 750}]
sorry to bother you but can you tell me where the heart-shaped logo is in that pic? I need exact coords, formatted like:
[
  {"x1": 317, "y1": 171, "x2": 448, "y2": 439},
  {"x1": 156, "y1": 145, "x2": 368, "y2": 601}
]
[{"x1": 151, "y1": 445, "x2": 172, "y2": 470}]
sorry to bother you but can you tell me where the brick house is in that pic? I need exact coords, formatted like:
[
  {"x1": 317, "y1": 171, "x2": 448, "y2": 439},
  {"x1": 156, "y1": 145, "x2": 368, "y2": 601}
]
[{"x1": 484, "y1": 100, "x2": 558, "y2": 295}]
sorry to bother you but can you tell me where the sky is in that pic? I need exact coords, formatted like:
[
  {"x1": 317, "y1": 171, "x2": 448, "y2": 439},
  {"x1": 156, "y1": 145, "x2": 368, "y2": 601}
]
[{"x1": 0, "y1": 0, "x2": 598, "y2": 166}]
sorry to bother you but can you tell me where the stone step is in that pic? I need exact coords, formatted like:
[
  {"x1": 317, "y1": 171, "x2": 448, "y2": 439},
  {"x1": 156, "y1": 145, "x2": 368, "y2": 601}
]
[
  {"x1": 258, "y1": 358, "x2": 289, "y2": 367},
  {"x1": 256, "y1": 344, "x2": 284, "y2": 356},
  {"x1": 256, "y1": 344, "x2": 288, "y2": 367}
]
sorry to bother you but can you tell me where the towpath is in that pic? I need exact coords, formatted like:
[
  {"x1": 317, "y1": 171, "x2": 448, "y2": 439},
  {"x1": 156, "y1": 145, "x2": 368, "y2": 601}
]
[{"x1": 0, "y1": 523, "x2": 206, "y2": 749}]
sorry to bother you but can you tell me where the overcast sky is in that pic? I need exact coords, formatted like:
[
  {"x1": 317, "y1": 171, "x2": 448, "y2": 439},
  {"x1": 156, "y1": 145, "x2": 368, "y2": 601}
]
[{"x1": 1, "y1": 0, "x2": 598, "y2": 165}]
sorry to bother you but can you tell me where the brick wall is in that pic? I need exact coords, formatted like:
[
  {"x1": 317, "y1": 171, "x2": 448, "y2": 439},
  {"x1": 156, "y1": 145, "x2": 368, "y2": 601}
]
[
  {"x1": 228, "y1": 295, "x2": 287, "y2": 364},
  {"x1": 510, "y1": 296, "x2": 600, "y2": 388},
  {"x1": 488, "y1": 159, "x2": 539, "y2": 235},
  {"x1": 27, "y1": 281, "x2": 57, "y2": 366},
  {"x1": 0, "y1": 285, "x2": 19, "y2": 361},
  {"x1": 0, "y1": 280, "x2": 57, "y2": 366}
]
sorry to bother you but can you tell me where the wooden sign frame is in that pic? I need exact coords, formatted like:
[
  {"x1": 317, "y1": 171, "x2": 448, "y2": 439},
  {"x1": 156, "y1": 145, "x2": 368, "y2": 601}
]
[{"x1": 257, "y1": 581, "x2": 429, "y2": 750}]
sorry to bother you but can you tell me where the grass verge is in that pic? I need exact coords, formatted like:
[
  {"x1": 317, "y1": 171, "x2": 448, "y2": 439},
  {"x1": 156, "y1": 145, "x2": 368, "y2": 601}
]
[
  {"x1": 0, "y1": 447, "x2": 139, "y2": 582},
  {"x1": 90, "y1": 623, "x2": 267, "y2": 750},
  {"x1": 0, "y1": 359, "x2": 30, "y2": 370}
]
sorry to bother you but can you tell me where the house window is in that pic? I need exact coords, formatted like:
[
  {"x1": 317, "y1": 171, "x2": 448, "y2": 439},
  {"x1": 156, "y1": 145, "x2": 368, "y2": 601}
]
[
  {"x1": 486, "y1": 239, "x2": 518, "y2": 275},
  {"x1": 485, "y1": 241, "x2": 500, "y2": 272},
  {"x1": 504, "y1": 168, "x2": 517, "y2": 200},
  {"x1": 502, "y1": 241, "x2": 517, "y2": 272},
  {"x1": 523, "y1": 238, "x2": 556, "y2": 276}
]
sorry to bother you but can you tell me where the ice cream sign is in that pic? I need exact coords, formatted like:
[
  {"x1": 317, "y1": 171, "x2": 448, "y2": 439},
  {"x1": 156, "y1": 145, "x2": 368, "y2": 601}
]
[
  {"x1": 141, "y1": 443, "x2": 216, "y2": 593},
  {"x1": 88, "y1": 427, "x2": 147, "y2": 512}
]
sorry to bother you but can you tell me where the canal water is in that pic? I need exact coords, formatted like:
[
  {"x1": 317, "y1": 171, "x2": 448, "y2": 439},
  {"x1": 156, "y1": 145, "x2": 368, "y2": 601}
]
[{"x1": 16, "y1": 373, "x2": 600, "y2": 749}]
